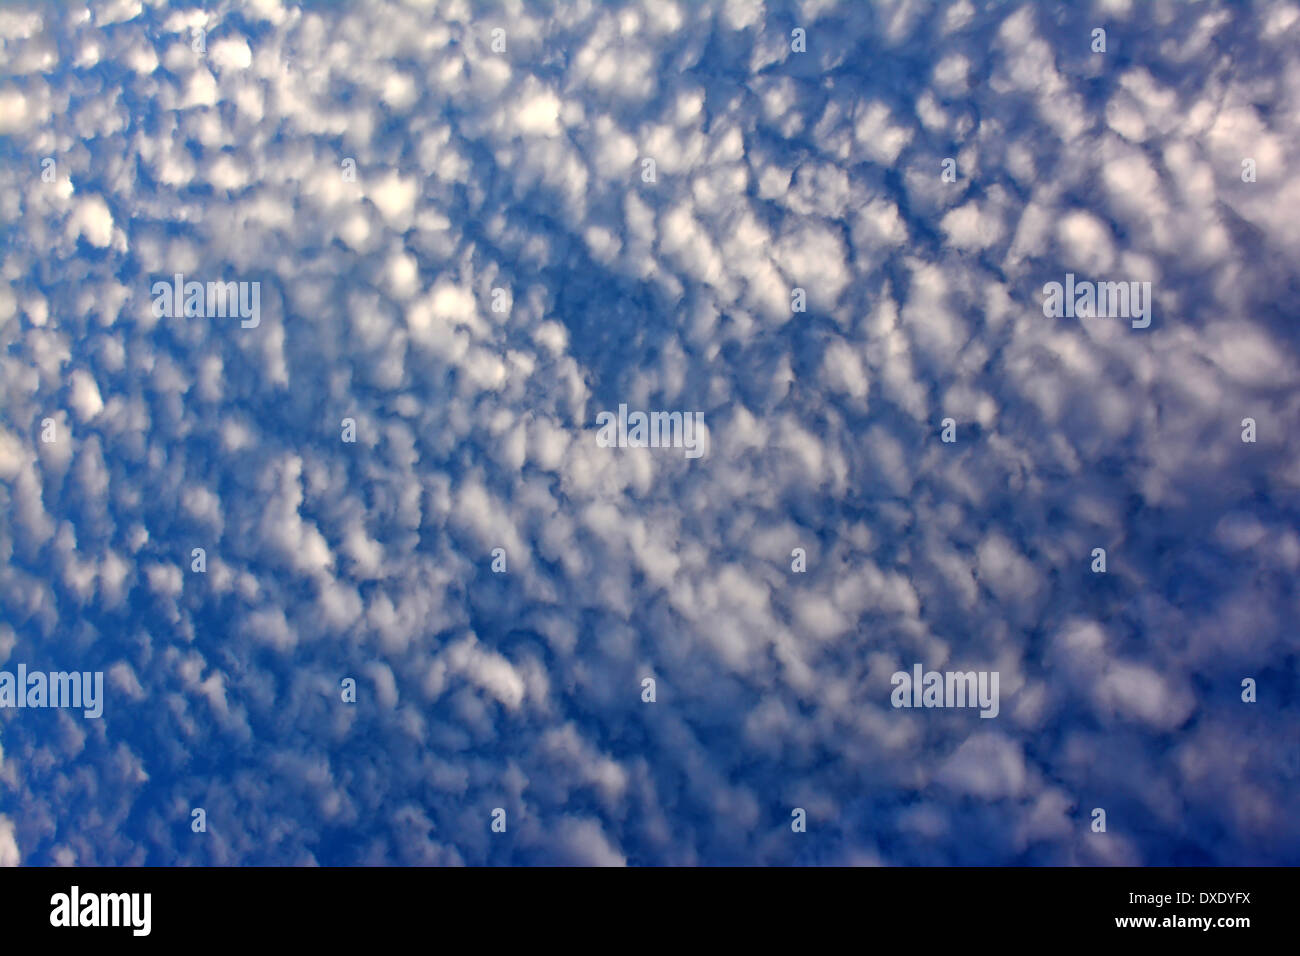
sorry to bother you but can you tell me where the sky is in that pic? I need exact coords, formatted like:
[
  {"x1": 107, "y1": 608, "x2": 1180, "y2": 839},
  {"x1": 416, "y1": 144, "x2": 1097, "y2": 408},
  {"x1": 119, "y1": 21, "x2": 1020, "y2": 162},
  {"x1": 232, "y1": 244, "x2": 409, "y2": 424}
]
[{"x1": 0, "y1": 0, "x2": 1298, "y2": 866}]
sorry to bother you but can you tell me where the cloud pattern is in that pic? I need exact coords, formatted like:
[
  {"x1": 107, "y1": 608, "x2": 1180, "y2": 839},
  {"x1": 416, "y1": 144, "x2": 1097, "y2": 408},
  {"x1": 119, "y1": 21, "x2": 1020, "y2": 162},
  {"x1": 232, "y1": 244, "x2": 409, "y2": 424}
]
[{"x1": 0, "y1": 0, "x2": 1298, "y2": 865}]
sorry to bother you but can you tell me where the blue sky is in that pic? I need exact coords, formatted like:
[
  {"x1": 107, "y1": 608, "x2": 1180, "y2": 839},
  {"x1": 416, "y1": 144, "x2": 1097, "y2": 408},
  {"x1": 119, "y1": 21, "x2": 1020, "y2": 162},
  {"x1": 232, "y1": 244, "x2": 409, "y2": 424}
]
[{"x1": 0, "y1": 0, "x2": 1298, "y2": 866}]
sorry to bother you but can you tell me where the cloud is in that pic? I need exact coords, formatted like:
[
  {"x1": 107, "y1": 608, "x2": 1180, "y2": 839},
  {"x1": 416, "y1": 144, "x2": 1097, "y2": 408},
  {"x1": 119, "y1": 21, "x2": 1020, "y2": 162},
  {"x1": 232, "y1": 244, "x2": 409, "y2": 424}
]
[
  {"x1": 0, "y1": 815, "x2": 19, "y2": 867},
  {"x1": 0, "y1": 0, "x2": 1296, "y2": 868}
]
